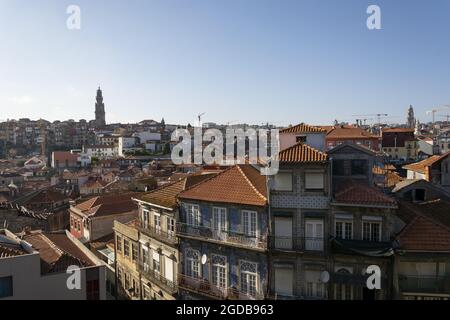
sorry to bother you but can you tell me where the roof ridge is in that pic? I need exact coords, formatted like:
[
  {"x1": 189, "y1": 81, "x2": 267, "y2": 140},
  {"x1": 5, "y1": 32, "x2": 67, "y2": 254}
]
[
  {"x1": 236, "y1": 165, "x2": 267, "y2": 202},
  {"x1": 280, "y1": 141, "x2": 327, "y2": 156},
  {"x1": 181, "y1": 166, "x2": 236, "y2": 193}
]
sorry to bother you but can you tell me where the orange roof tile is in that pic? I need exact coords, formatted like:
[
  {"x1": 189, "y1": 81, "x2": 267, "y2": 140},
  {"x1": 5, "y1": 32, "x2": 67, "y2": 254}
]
[
  {"x1": 136, "y1": 173, "x2": 216, "y2": 209},
  {"x1": 398, "y1": 215, "x2": 450, "y2": 252},
  {"x1": 74, "y1": 193, "x2": 138, "y2": 217},
  {"x1": 324, "y1": 125, "x2": 379, "y2": 139},
  {"x1": 402, "y1": 155, "x2": 441, "y2": 174},
  {"x1": 278, "y1": 142, "x2": 328, "y2": 163},
  {"x1": 334, "y1": 181, "x2": 397, "y2": 207},
  {"x1": 178, "y1": 165, "x2": 268, "y2": 207},
  {"x1": 280, "y1": 123, "x2": 326, "y2": 133}
]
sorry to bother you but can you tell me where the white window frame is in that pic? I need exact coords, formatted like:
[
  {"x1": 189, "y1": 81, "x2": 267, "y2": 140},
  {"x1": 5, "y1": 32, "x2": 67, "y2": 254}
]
[
  {"x1": 211, "y1": 254, "x2": 227, "y2": 289},
  {"x1": 167, "y1": 217, "x2": 175, "y2": 236},
  {"x1": 213, "y1": 207, "x2": 228, "y2": 232},
  {"x1": 153, "y1": 212, "x2": 161, "y2": 232},
  {"x1": 242, "y1": 210, "x2": 258, "y2": 237},
  {"x1": 335, "y1": 220, "x2": 353, "y2": 240},
  {"x1": 304, "y1": 171, "x2": 325, "y2": 191},
  {"x1": 273, "y1": 171, "x2": 293, "y2": 191},
  {"x1": 362, "y1": 220, "x2": 382, "y2": 242},
  {"x1": 142, "y1": 209, "x2": 150, "y2": 229},
  {"x1": 186, "y1": 204, "x2": 200, "y2": 227},
  {"x1": 185, "y1": 248, "x2": 201, "y2": 278},
  {"x1": 239, "y1": 260, "x2": 258, "y2": 297}
]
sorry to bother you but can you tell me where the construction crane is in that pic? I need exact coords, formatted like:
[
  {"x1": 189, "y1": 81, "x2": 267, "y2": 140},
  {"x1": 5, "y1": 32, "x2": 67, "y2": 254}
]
[
  {"x1": 352, "y1": 113, "x2": 389, "y2": 125},
  {"x1": 426, "y1": 106, "x2": 450, "y2": 126},
  {"x1": 437, "y1": 114, "x2": 450, "y2": 125}
]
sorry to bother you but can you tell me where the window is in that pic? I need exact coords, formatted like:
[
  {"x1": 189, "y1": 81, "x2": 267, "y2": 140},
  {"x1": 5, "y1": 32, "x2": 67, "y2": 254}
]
[
  {"x1": 305, "y1": 219, "x2": 324, "y2": 251},
  {"x1": 363, "y1": 221, "x2": 381, "y2": 242},
  {"x1": 117, "y1": 268, "x2": 122, "y2": 283},
  {"x1": 242, "y1": 210, "x2": 257, "y2": 237},
  {"x1": 0, "y1": 276, "x2": 13, "y2": 298},
  {"x1": 116, "y1": 235, "x2": 122, "y2": 253},
  {"x1": 187, "y1": 204, "x2": 200, "y2": 226},
  {"x1": 213, "y1": 207, "x2": 227, "y2": 232},
  {"x1": 296, "y1": 135, "x2": 307, "y2": 143},
  {"x1": 124, "y1": 273, "x2": 130, "y2": 290},
  {"x1": 168, "y1": 217, "x2": 175, "y2": 236},
  {"x1": 332, "y1": 160, "x2": 345, "y2": 175},
  {"x1": 335, "y1": 221, "x2": 353, "y2": 240},
  {"x1": 305, "y1": 172, "x2": 324, "y2": 190},
  {"x1": 274, "y1": 267, "x2": 294, "y2": 296},
  {"x1": 124, "y1": 239, "x2": 130, "y2": 257},
  {"x1": 154, "y1": 212, "x2": 161, "y2": 232},
  {"x1": 132, "y1": 243, "x2": 138, "y2": 262},
  {"x1": 142, "y1": 209, "x2": 150, "y2": 229},
  {"x1": 351, "y1": 159, "x2": 367, "y2": 175},
  {"x1": 153, "y1": 251, "x2": 160, "y2": 273},
  {"x1": 186, "y1": 249, "x2": 200, "y2": 278},
  {"x1": 273, "y1": 172, "x2": 293, "y2": 191},
  {"x1": 305, "y1": 271, "x2": 325, "y2": 299},
  {"x1": 211, "y1": 255, "x2": 227, "y2": 288},
  {"x1": 240, "y1": 261, "x2": 258, "y2": 297}
]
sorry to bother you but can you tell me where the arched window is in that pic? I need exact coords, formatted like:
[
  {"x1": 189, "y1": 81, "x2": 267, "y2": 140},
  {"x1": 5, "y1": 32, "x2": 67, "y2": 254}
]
[{"x1": 185, "y1": 248, "x2": 200, "y2": 278}]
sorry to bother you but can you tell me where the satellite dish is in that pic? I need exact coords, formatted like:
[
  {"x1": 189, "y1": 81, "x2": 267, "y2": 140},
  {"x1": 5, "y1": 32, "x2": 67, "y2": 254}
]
[
  {"x1": 320, "y1": 271, "x2": 330, "y2": 283},
  {"x1": 201, "y1": 254, "x2": 208, "y2": 265}
]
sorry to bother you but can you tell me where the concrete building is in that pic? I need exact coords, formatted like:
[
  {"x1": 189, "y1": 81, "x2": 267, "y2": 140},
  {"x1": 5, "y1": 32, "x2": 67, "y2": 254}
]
[
  {"x1": 268, "y1": 142, "x2": 330, "y2": 299},
  {"x1": 382, "y1": 128, "x2": 418, "y2": 162},
  {"x1": 0, "y1": 229, "x2": 106, "y2": 300}
]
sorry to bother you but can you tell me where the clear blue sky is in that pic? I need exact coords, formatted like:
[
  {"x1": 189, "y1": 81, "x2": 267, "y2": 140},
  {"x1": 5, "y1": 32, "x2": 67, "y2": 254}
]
[{"x1": 1, "y1": 0, "x2": 450, "y2": 126}]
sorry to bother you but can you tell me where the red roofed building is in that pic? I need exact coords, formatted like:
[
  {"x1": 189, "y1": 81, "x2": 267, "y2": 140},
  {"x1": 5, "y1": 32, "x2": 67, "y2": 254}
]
[
  {"x1": 69, "y1": 193, "x2": 138, "y2": 242},
  {"x1": 51, "y1": 151, "x2": 80, "y2": 170},
  {"x1": 319, "y1": 125, "x2": 380, "y2": 151},
  {"x1": 381, "y1": 128, "x2": 419, "y2": 161},
  {"x1": 395, "y1": 200, "x2": 450, "y2": 299}
]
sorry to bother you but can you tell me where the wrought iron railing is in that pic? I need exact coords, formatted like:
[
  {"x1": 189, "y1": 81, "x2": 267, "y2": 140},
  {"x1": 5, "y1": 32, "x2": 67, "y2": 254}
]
[
  {"x1": 178, "y1": 273, "x2": 265, "y2": 300},
  {"x1": 137, "y1": 221, "x2": 178, "y2": 245},
  {"x1": 399, "y1": 275, "x2": 450, "y2": 294},
  {"x1": 269, "y1": 236, "x2": 325, "y2": 252},
  {"x1": 138, "y1": 261, "x2": 177, "y2": 294},
  {"x1": 177, "y1": 223, "x2": 267, "y2": 250}
]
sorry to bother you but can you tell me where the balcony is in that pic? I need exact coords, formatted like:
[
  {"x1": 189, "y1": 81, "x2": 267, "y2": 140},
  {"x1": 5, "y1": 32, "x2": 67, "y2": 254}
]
[
  {"x1": 177, "y1": 223, "x2": 267, "y2": 251},
  {"x1": 399, "y1": 275, "x2": 450, "y2": 294},
  {"x1": 138, "y1": 261, "x2": 178, "y2": 295},
  {"x1": 137, "y1": 221, "x2": 178, "y2": 245},
  {"x1": 178, "y1": 273, "x2": 265, "y2": 300},
  {"x1": 269, "y1": 236, "x2": 325, "y2": 252}
]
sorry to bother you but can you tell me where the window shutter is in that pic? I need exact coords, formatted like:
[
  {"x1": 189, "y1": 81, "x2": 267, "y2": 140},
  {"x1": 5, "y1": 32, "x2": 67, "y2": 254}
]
[{"x1": 305, "y1": 172, "x2": 324, "y2": 190}]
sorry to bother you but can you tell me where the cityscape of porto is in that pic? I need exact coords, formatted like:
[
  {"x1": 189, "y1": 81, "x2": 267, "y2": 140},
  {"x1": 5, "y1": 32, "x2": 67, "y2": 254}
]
[{"x1": 1, "y1": 0, "x2": 450, "y2": 311}]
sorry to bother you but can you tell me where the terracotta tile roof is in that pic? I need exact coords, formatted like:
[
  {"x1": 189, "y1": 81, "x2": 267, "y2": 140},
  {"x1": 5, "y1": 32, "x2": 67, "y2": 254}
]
[
  {"x1": 136, "y1": 173, "x2": 218, "y2": 208},
  {"x1": 382, "y1": 128, "x2": 415, "y2": 133},
  {"x1": 0, "y1": 244, "x2": 26, "y2": 258},
  {"x1": 23, "y1": 231, "x2": 94, "y2": 273},
  {"x1": 402, "y1": 155, "x2": 441, "y2": 174},
  {"x1": 398, "y1": 215, "x2": 450, "y2": 252},
  {"x1": 26, "y1": 188, "x2": 69, "y2": 204},
  {"x1": 74, "y1": 193, "x2": 138, "y2": 217},
  {"x1": 372, "y1": 166, "x2": 404, "y2": 187},
  {"x1": 323, "y1": 125, "x2": 379, "y2": 139},
  {"x1": 278, "y1": 142, "x2": 328, "y2": 163},
  {"x1": 280, "y1": 123, "x2": 327, "y2": 133},
  {"x1": 178, "y1": 165, "x2": 268, "y2": 207},
  {"x1": 52, "y1": 151, "x2": 78, "y2": 162},
  {"x1": 397, "y1": 201, "x2": 450, "y2": 252},
  {"x1": 333, "y1": 180, "x2": 397, "y2": 207},
  {"x1": 81, "y1": 179, "x2": 108, "y2": 189}
]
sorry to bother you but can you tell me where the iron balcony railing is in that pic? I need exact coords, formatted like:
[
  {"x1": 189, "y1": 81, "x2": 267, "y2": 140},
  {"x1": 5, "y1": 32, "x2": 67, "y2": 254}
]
[
  {"x1": 138, "y1": 261, "x2": 177, "y2": 294},
  {"x1": 178, "y1": 273, "x2": 265, "y2": 300},
  {"x1": 269, "y1": 236, "x2": 325, "y2": 252},
  {"x1": 137, "y1": 220, "x2": 178, "y2": 245},
  {"x1": 177, "y1": 223, "x2": 267, "y2": 250},
  {"x1": 399, "y1": 275, "x2": 450, "y2": 294}
]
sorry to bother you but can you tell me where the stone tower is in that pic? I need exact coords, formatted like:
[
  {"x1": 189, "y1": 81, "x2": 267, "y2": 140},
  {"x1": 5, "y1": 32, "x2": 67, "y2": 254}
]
[
  {"x1": 95, "y1": 87, "x2": 106, "y2": 127},
  {"x1": 407, "y1": 105, "x2": 415, "y2": 129}
]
